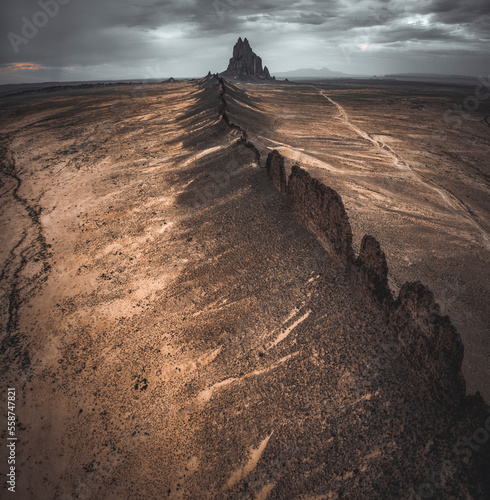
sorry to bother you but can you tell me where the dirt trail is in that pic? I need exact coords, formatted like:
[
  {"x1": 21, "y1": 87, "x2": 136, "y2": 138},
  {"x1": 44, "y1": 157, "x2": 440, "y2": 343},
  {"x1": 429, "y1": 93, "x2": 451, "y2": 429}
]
[
  {"x1": 256, "y1": 135, "x2": 349, "y2": 174},
  {"x1": 314, "y1": 87, "x2": 490, "y2": 250}
]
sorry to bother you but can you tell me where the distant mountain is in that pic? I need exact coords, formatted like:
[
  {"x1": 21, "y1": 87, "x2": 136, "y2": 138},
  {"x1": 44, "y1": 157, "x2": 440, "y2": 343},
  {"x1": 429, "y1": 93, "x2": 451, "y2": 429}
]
[
  {"x1": 383, "y1": 73, "x2": 482, "y2": 85},
  {"x1": 274, "y1": 67, "x2": 348, "y2": 78},
  {"x1": 385, "y1": 72, "x2": 476, "y2": 78}
]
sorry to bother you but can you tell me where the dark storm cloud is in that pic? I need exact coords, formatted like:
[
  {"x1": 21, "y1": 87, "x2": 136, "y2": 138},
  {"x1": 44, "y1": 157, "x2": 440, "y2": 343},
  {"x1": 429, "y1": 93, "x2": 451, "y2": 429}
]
[
  {"x1": 371, "y1": 25, "x2": 469, "y2": 44},
  {"x1": 0, "y1": 0, "x2": 489, "y2": 83},
  {"x1": 425, "y1": 0, "x2": 490, "y2": 19},
  {"x1": 295, "y1": 13, "x2": 328, "y2": 25}
]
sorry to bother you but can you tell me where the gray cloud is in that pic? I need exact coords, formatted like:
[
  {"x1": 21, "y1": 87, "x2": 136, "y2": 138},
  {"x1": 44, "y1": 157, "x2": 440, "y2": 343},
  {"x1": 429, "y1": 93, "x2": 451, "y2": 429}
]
[{"x1": 0, "y1": 0, "x2": 489, "y2": 83}]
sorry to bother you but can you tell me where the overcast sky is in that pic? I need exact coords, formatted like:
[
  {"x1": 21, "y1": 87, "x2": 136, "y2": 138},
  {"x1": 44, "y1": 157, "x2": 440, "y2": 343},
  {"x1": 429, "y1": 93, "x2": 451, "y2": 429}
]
[{"x1": 0, "y1": 0, "x2": 489, "y2": 84}]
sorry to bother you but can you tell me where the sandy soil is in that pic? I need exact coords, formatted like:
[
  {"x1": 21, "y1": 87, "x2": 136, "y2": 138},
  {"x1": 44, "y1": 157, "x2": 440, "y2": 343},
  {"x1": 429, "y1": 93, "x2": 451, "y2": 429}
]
[{"x1": 0, "y1": 78, "x2": 488, "y2": 498}]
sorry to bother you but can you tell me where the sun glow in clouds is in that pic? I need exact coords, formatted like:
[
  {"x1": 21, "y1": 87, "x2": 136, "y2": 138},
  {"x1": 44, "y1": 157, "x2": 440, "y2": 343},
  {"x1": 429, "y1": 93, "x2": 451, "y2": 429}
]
[
  {"x1": 0, "y1": 62, "x2": 46, "y2": 73},
  {"x1": 155, "y1": 24, "x2": 187, "y2": 40},
  {"x1": 360, "y1": 43, "x2": 380, "y2": 52}
]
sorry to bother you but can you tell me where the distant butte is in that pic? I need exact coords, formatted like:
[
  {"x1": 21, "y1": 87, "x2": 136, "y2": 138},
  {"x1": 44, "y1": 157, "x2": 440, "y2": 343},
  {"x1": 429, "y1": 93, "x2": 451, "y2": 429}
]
[{"x1": 220, "y1": 37, "x2": 274, "y2": 81}]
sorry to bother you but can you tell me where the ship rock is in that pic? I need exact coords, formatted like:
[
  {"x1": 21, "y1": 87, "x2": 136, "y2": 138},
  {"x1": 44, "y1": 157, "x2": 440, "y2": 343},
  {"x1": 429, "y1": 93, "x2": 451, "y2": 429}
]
[{"x1": 220, "y1": 37, "x2": 274, "y2": 81}]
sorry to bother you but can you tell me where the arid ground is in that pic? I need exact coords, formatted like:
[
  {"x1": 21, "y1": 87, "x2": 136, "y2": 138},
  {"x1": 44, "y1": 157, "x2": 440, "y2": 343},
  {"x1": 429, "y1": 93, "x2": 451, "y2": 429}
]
[
  {"x1": 229, "y1": 78, "x2": 490, "y2": 400},
  {"x1": 0, "y1": 77, "x2": 489, "y2": 498}
]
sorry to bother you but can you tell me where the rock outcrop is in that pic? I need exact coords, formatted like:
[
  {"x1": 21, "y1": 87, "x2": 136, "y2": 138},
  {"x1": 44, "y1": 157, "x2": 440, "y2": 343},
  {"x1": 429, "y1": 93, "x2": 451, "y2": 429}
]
[
  {"x1": 352, "y1": 234, "x2": 393, "y2": 310},
  {"x1": 220, "y1": 37, "x2": 273, "y2": 81},
  {"x1": 217, "y1": 78, "x2": 261, "y2": 163},
  {"x1": 388, "y1": 281, "x2": 466, "y2": 407},
  {"x1": 286, "y1": 163, "x2": 354, "y2": 264},
  {"x1": 265, "y1": 149, "x2": 287, "y2": 192},
  {"x1": 265, "y1": 149, "x2": 475, "y2": 409}
]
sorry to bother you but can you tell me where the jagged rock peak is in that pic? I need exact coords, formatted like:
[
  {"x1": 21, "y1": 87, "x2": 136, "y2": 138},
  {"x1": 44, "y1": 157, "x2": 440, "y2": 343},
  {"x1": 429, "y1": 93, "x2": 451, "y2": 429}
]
[{"x1": 220, "y1": 37, "x2": 273, "y2": 81}]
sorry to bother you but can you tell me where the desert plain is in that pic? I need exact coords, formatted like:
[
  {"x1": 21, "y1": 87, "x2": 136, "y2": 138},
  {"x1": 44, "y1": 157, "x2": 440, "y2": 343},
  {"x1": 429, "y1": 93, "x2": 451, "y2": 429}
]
[{"x1": 0, "y1": 75, "x2": 489, "y2": 498}]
